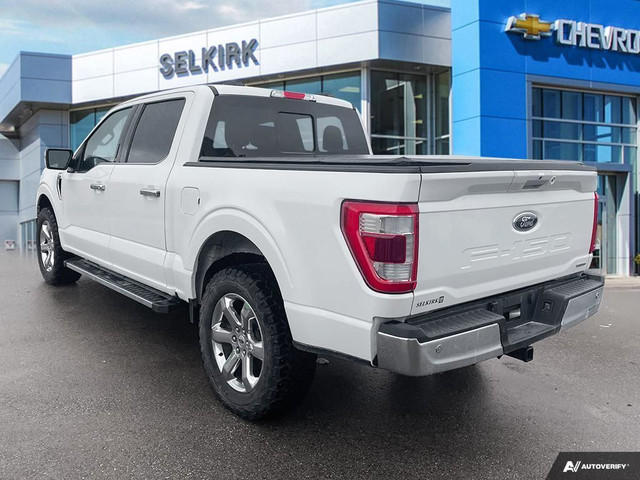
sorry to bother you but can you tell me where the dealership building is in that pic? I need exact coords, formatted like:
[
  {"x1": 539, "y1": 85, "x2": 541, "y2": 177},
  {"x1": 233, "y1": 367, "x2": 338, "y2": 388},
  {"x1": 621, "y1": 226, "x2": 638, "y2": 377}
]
[{"x1": 0, "y1": 0, "x2": 638, "y2": 275}]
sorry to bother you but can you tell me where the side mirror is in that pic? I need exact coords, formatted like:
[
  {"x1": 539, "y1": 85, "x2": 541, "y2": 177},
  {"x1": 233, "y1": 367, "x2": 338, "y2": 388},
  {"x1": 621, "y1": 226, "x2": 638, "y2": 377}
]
[{"x1": 45, "y1": 149, "x2": 73, "y2": 170}]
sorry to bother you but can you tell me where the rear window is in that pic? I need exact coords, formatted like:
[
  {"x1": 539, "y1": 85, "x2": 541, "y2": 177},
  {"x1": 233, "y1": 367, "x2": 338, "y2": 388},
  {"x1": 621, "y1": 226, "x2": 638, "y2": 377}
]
[{"x1": 200, "y1": 95, "x2": 369, "y2": 159}]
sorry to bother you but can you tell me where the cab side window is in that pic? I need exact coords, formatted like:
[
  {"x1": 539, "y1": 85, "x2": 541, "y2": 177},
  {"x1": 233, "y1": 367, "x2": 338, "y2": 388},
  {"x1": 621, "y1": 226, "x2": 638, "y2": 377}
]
[
  {"x1": 79, "y1": 107, "x2": 132, "y2": 172},
  {"x1": 126, "y1": 99, "x2": 185, "y2": 164}
]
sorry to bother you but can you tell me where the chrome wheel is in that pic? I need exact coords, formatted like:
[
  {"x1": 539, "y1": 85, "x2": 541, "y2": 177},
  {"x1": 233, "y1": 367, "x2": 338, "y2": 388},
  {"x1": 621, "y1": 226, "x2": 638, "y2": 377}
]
[
  {"x1": 211, "y1": 293, "x2": 264, "y2": 393},
  {"x1": 39, "y1": 221, "x2": 55, "y2": 272}
]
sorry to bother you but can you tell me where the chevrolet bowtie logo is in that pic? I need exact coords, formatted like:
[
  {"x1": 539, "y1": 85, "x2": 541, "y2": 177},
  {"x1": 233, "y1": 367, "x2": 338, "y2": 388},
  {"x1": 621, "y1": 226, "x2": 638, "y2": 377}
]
[{"x1": 506, "y1": 13, "x2": 553, "y2": 40}]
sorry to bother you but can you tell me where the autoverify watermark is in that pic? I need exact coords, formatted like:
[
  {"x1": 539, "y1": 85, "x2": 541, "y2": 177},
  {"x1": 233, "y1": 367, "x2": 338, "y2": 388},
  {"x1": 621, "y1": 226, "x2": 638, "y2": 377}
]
[{"x1": 547, "y1": 452, "x2": 640, "y2": 479}]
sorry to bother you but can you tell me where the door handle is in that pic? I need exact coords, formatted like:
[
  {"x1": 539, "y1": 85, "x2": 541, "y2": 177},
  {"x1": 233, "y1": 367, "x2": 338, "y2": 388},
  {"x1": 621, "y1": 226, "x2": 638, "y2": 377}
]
[
  {"x1": 56, "y1": 173, "x2": 63, "y2": 200},
  {"x1": 90, "y1": 183, "x2": 106, "y2": 191},
  {"x1": 140, "y1": 188, "x2": 161, "y2": 198}
]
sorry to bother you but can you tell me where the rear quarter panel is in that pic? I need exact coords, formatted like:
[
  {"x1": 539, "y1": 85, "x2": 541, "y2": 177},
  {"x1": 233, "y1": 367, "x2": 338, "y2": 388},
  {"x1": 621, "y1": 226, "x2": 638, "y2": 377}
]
[{"x1": 167, "y1": 164, "x2": 421, "y2": 360}]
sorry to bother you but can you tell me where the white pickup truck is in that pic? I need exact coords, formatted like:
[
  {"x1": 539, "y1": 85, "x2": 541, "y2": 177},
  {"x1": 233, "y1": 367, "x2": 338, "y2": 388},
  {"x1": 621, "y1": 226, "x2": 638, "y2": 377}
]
[{"x1": 37, "y1": 85, "x2": 604, "y2": 419}]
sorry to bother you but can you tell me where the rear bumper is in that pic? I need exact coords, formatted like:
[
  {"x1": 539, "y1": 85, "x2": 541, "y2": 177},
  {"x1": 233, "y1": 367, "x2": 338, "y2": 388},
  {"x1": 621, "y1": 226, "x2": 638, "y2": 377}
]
[{"x1": 376, "y1": 272, "x2": 604, "y2": 376}]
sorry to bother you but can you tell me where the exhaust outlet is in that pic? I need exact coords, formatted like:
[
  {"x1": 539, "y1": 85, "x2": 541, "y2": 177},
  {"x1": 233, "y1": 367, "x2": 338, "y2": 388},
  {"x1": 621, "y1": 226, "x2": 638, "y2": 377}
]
[{"x1": 506, "y1": 346, "x2": 534, "y2": 363}]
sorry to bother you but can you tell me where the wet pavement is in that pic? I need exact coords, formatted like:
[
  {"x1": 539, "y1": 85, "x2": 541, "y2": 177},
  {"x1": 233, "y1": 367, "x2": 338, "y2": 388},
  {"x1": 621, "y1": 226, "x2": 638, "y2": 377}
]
[{"x1": 1, "y1": 252, "x2": 639, "y2": 479}]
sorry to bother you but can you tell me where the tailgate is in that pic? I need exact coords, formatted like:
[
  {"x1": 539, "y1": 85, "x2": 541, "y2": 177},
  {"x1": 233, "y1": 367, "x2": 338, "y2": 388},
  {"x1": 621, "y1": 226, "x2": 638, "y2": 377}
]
[{"x1": 412, "y1": 168, "x2": 597, "y2": 315}]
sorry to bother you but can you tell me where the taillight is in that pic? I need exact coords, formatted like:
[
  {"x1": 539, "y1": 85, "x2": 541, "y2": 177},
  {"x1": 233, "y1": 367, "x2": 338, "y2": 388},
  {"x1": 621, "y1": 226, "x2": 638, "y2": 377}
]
[
  {"x1": 590, "y1": 192, "x2": 599, "y2": 254},
  {"x1": 341, "y1": 201, "x2": 419, "y2": 294}
]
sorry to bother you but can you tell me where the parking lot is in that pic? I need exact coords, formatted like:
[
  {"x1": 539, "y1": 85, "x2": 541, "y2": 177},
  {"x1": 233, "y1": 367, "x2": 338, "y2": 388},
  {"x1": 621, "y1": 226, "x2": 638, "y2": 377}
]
[{"x1": 1, "y1": 252, "x2": 638, "y2": 479}]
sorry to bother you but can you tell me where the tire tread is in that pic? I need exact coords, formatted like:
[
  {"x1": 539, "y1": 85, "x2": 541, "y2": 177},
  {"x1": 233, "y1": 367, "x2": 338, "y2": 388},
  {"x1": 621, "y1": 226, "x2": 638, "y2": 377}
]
[
  {"x1": 37, "y1": 207, "x2": 81, "y2": 285},
  {"x1": 199, "y1": 264, "x2": 316, "y2": 420}
]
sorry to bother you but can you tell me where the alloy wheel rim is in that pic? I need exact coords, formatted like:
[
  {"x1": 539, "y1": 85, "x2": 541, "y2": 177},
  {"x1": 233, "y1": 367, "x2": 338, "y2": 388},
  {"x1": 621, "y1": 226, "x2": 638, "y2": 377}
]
[
  {"x1": 211, "y1": 293, "x2": 264, "y2": 393},
  {"x1": 40, "y1": 221, "x2": 55, "y2": 272}
]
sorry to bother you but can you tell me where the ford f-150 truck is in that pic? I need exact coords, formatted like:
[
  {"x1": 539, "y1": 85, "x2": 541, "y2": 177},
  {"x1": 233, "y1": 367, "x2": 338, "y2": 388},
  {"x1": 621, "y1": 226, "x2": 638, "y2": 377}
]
[{"x1": 37, "y1": 85, "x2": 604, "y2": 420}]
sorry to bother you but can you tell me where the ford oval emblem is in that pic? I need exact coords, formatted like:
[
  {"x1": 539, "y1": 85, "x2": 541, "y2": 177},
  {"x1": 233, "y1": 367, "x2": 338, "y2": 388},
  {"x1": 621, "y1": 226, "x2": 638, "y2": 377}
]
[{"x1": 513, "y1": 212, "x2": 538, "y2": 232}]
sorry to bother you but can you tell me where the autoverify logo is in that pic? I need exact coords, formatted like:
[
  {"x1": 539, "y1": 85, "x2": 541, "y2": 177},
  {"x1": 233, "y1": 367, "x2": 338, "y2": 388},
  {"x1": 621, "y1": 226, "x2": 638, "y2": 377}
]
[
  {"x1": 549, "y1": 452, "x2": 639, "y2": 479},
  {"x1": 562, "y1": 460, "x2": 630, "y2": 473},
  {"x1": 563, "y1": 461, "x2": 581, "y2": 473}
]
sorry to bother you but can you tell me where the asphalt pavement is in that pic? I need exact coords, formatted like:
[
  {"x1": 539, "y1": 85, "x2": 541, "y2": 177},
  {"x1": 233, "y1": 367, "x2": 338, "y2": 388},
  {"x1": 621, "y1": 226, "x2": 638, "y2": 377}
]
[{"x1": 1, "y1": 251, "x2": 638, "y2": 479}]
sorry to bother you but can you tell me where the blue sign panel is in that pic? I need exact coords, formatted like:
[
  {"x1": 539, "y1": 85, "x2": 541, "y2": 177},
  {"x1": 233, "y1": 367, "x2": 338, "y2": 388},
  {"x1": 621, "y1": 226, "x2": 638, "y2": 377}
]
[{"x1": 451, "y1": 0, "x2": 640, "y2": 158}]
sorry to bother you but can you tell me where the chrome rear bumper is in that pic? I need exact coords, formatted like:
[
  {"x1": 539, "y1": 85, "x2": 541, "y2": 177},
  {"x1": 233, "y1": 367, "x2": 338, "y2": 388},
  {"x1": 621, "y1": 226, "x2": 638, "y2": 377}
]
[
  {"x1": 560, "y1": 286, "x2": 603, "y2": 330},
  {"x1": 378, "y1": 324, "x2": 503, "y2": 376},
  {"x1": 376, "y1": 273, "x2": 604, "y2": 377}
]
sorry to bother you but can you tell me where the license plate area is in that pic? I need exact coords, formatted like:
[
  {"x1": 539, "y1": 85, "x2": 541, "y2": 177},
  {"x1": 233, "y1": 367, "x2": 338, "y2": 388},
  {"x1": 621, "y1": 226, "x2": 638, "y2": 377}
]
[{"x1": 489, "y1": 290, "x2": 541, "y2": 329}]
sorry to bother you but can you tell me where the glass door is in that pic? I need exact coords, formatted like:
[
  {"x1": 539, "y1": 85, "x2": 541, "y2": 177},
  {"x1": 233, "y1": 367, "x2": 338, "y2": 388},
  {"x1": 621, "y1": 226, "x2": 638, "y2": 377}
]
[
  {"x1": 370, "y1": 71, "x2": 429, "y2": 155},
  {"x1": 591, "y1": 192, "x2": 606, "y2": 272},
  {"x1": 591, "y1": 174, "x2": 619, "y2": 274},
  {"x1": 604, "y1": 176, "x2": 618, "y2": 274}
]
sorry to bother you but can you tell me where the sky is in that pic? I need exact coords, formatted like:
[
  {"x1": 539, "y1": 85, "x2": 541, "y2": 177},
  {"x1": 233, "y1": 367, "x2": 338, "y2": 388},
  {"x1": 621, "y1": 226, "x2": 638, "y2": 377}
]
[{"x1": 0, "y1": 0, "x2": 446, "y2": 77}]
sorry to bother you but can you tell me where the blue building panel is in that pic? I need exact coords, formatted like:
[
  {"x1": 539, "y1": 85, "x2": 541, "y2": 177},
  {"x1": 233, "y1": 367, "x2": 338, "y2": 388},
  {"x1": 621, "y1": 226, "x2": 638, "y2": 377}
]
[
  {"x1": 452, "y1": 0, "x2": 640, "y2": 157},
  {"x1": 479, "y1": 69, "x2": 527, "y2": 121},
  {"x1": 451, "y1": 68, "x2": 481, "y2": 123},
  {"x1": 0, "y1": 52, "x2": 71, "y2": 124},
  {"x1": 450, "y1": 1, "x2": 480, "y2": 31},
  {"x1": 20, "y1": 53, "x2": 72, "y2": 82},
  {"x1": 478, "y1": 21, "x2": 526, "y2": 73},
  {"x1": 21, "y1": 78, "x2": 71, "y2": 104},
  {"x1": 479, "y1": 116, "x2": 528, "y2": 158},
  {"x1": 475, "y1": 0, "x2": 526, "y2": 26},
  {"x1": 451, "y1": 20, "x2": 481, "y2": 75},
  {"x1": 452, "y1": 116, "x2": 482, "y2": 155},
  {"x1": 0, "y1": 57, "x2": 22, "y2": 95},
  {"x1": 0, "y1": 58, "x2": 22, "y2": 123}
]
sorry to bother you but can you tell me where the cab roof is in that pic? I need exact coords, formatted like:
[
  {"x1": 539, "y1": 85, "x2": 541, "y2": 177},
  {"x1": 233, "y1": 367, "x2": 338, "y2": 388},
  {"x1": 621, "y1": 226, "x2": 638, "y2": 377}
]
[{"x1": 118, "y1": 84, "x2": 355, "y2": 110}]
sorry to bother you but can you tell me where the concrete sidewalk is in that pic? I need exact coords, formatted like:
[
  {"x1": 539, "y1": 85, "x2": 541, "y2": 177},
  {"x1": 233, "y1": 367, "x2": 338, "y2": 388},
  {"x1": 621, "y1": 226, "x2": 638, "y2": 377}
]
[{"x1": 604, "y1": 275, "x2": 640, "y2": 287}]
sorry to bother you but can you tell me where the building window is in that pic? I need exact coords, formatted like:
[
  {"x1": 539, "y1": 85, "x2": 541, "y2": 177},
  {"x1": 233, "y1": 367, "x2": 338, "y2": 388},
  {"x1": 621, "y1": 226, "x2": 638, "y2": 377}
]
[
  {"x1": 254, "y1": 72, "x2": 361, "y2": 112},
  {"x1": 531, "y1": 87, "x2": 637, "y2": 164},
  {"x1": 70, "y1": 106, "x2": 112, "y2": 151},
  {"x1": 369, "y1": 70, "x2": 450, "y2": 156},
  {"x1": 370, "y1": 71, "x2": 428, "y2": 155},
  {"x1": 434, "y1": 71, "x2": 451, "y2": 155},
  {"x1": 20, "y1": 219, "x2": 36, "y2": 251}
]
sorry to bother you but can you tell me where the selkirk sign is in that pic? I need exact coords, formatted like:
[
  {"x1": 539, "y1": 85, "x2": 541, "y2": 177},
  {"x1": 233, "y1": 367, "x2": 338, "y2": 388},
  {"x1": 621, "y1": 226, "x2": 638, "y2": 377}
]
[{"x1": 159, "y1": 39, "x2": 259, "y2": 78}]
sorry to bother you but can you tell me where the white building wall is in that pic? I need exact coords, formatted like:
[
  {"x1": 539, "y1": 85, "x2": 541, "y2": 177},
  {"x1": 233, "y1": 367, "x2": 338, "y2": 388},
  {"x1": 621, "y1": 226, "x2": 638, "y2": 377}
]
[
  {"x1": 72, "y1": 1, "x2": 381, "y2": 104},
  {"x1": 115, "y1": 41, "x2": 159, "y2": 97}
]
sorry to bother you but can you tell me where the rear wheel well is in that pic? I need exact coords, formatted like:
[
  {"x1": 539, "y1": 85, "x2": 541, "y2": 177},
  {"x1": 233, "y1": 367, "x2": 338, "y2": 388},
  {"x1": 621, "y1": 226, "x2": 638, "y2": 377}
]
[
  {"x1": 201, "y1": 252, "x2": 268, "y2": 298},
  {"x1": 195, "y1": 231, "x2": 278, "y2": 304}
]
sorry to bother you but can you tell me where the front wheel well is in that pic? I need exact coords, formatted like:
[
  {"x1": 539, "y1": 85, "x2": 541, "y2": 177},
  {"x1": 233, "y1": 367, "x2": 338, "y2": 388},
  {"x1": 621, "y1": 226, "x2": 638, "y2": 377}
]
[{"x1": 37, "y1": 194, "x2": 54, "y2": 215}]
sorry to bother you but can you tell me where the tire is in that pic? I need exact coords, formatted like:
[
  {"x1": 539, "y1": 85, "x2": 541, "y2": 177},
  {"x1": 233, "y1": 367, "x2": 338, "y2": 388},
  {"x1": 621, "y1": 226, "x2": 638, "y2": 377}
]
[
  {"x1": 199, "y1": 264, "x2": 316, "y2": 420},
  {"x1": 36, "y1": 207, "x2": 82, "y2": 285}
]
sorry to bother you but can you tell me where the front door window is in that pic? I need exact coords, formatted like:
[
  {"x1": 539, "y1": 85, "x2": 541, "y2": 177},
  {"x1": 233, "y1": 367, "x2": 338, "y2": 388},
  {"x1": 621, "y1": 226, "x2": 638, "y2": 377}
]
[{"x1": 77, "y1": 107, "x2": 132, "y2": 172}]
